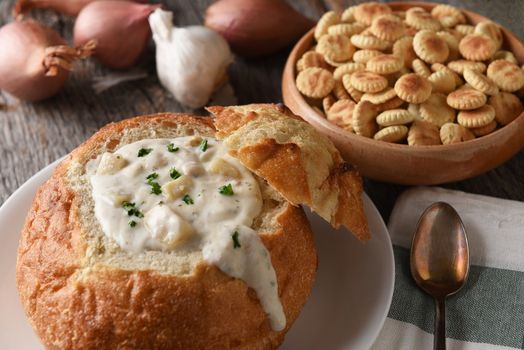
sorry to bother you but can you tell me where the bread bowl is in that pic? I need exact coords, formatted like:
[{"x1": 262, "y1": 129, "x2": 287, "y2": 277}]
[{"x1": 16, "y1": 104, "x2": 368, "y2": 349}]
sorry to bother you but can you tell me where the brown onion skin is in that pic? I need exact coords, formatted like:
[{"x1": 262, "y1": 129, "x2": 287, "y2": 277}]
[
  {"x1": 204, "y1": 0, "x2": 315, "y2": 57},
  {"x1": 13, "y1": 0, "x2": 147, "y2": 17},
  {"x1": 0, "y1": 20, "x2": 69, "y2": 102},
  {"x1": 73, "y1": 1, "x2": 159, "y2": 69}
]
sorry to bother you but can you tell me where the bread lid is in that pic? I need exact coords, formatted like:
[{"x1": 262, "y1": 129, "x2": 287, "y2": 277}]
[{"x1": 207, "y1": 104, "x2": 369, "y2": 241}]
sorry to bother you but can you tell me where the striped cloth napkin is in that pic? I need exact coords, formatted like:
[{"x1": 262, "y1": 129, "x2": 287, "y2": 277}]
[{"x1": 371, "y1": 187, "x2": 524, "y2": 350}]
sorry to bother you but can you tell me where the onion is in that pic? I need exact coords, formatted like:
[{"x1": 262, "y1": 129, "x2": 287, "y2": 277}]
[
  {"x1": 204, "y1": 0, "x2": 315, "y2": 57},
  {"x1": 13, "y1": 0, "x2": 147, "y2": 17},
  {"x1": 74, "y1": 1, "x2": 159, "y2": 69},
  {"x1": 0, "y1": 20, "x2": 95, "y2": 101}
]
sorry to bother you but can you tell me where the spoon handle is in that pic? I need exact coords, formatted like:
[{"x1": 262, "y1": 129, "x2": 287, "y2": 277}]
[{"x1": 434, "y1": 298, "x2": 446, "y2": 350}]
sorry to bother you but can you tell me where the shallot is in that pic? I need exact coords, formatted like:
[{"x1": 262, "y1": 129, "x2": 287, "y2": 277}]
[
  {"x1": 0, "y1": 20, "x2": 95, "y2": 101},
  {"x1": 74, "y1": 1, "x2": 159, "y2": 69},
  {"x1": 204, "y1": 0, "x2": 315, "y2": 57},
  {"x1": 13, "y1": 0, "x2": 146, "y2": 17},
  {"x1": 149, "y1": 9, "x2": 233, "y2": 109}
]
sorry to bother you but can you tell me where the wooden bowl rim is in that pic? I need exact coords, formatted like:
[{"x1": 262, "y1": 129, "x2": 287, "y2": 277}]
[{"x1": 283, "y1": 1, "x2": 524, "y2": 153}]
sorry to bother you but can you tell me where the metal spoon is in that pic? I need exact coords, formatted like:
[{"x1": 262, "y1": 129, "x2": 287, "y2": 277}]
[{"x1": 410, "y1": 202, "x2": 470, "y2": 350}]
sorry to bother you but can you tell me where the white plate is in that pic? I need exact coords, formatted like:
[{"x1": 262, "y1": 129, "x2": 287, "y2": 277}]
[{"x1": 0, "y1": 159, "x2": 394, "y2": 350}]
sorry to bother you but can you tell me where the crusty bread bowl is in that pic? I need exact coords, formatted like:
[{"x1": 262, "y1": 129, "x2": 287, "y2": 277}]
[{"x1": 16, "y1": 104, "x2": 368, "y2": 349}]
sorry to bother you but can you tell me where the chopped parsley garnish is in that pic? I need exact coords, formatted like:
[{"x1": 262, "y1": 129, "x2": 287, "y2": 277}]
[
  {"x1": 218, "y1": 184, "x2": 234, "y2": 196},
  {"x1": 122, "y1": 202, "x2": 144, "y2": 218},
  {"x1": 232, "y1": 231, "x2": 241, "y2": 249},
  {"x1": 146, "y1": 172, "x2": 158, "y2": 181},
  {"x1": 167, "y1": 143, "x2": 179, "y2": 152},
  {"x1": 182, "y1": 194, "x2": 194, "y2": 205},
  {"x1": 129, "y1": 220, "x2": 137, "y2": 227},
  {"x1": 199, "y1": 139, "x2": 208, "y2": 152},
  {"x1": 123, "y1": 201, "x2": 135, "y2": 211},
  {"x1": 146, "y1": 173, "x2": 162, "y2": 195},
  {"x1": 170, "y1": 167, "x2": 182, "y2": 180},
  {"x1": 137, "y1": 148, "x2": 153, "y2": 157},
  {"x1": 149, "y1": 181, "x2": 162, "y2": 195}
]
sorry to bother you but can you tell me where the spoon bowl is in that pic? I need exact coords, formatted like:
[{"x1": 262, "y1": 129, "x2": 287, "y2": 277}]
[{"x1": 410, "y1": 202, "x2": 470, "y2": 349}]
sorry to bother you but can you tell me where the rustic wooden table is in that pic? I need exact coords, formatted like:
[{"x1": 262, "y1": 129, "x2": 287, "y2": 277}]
[{"x1": 1, "y1": 0, "x2": 523, "y2": 221}]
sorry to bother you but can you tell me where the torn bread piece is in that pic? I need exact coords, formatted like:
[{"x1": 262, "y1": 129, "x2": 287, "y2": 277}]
[{"x1": 208, "y1": 103, "x2": 370, "y2": 241}]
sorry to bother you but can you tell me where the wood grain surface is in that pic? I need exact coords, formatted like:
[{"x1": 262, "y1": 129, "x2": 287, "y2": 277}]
[{"x1": 1, "y1": 0, "x2": 523, "y2": 221}]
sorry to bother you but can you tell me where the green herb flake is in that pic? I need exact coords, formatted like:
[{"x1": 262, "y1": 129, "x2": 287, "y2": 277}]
[
  {"x1": 129, "y1": 220, "x2": 137, "y2": 227},
  {"x1": 199, "y1": 139, "x2": 208, "y2": 152},
  {"x1": 170, "y1": 167, "x2": 182, "y2": 180},
  {"x1": 146, "y1": 172, "x2": 159, "y2": 181},
  {"x1": 149, "y1": 181, "x2": 162, "y2": 195},
  {"x1": 167, "y1": 143, "x2": 179, "y2": 153},
  {"x1": 182, "y1": 194, "x2": 194, "y2": 205},
  {"x1": 137, "y1": 148, "x2": 153, "y2": 157},
  {"x1": 122, "y1": 202, "x2": 144, "y2": 218},
  {"x1": 145, "y1": 173, "x2": 162, "y2": 195},
  {"x1": 232, "y1": 231, "x2": 241, "y2": 249},
  {"x1": 123, "y1": 201, "x2": 135, "y2": 212},
  {"x1": 218, "y1": 184, "x2": 234, "y2": 196}
]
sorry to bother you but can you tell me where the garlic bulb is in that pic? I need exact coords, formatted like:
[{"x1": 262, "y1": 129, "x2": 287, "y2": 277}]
[{"x1": 149, "y1": 9, "x2": 233, "y2": 109}]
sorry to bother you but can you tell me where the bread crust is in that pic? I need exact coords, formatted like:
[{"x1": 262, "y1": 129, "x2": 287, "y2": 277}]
[
  {"x1": 16, "y1": 113, "x2": 317, "y2": 350},
  {"x1": 208, "y1": 104, "x2": 369, "y2": 241}
]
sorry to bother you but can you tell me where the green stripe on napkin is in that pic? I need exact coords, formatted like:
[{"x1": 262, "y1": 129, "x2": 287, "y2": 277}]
[{"x1": 388, "y1": 246, "x2": 524, "y2": 349}]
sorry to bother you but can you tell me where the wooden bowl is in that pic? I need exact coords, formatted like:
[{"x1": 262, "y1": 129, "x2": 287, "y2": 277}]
[{"x1": 282, "y1": 1, "x2": 524, "y2": 185}]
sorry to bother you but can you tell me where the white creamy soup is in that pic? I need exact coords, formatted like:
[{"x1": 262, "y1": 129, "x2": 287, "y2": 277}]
[{"x1": 87, "y1": 136, "x2": 285, "y2": 331}]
